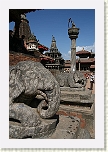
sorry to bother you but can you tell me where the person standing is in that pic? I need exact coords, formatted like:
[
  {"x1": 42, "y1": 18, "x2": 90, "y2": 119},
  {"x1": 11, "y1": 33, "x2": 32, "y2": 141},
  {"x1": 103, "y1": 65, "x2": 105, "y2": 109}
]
[{"x1": 90, "y1": 73, "x2": 94, "y2": 90}]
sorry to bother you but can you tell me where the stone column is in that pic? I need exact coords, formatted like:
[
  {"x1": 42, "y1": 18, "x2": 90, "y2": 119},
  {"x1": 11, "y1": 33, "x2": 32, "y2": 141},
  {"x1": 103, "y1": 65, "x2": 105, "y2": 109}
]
[
  {"x1": 71, "y1": 39, "x2": 76, "y2": 72},
  {"x1": 68, "y1": 21, "x2": 79, "y2": 72},
  {"x1": 78, "y1": 58, "x2": 81, "y2": 71}
]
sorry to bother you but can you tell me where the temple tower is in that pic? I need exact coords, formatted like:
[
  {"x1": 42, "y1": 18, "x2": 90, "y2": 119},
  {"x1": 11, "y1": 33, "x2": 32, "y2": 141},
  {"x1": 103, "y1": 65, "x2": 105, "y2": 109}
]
[
  {"x1": 45, "y1": 36, "x2": 64, "y2": 65},
  {"x1": 19, "y1": 14, "x2": 31, "y2": 41},
  {"x1": 14, "y1": 14, "x2": 31, "y2": 41},
  {"x1": 68, "y1": 20, "x2": 79, "y2": 72},
  {"x1": 45, "y1": 36, "x2": 64, "y2": 76}
]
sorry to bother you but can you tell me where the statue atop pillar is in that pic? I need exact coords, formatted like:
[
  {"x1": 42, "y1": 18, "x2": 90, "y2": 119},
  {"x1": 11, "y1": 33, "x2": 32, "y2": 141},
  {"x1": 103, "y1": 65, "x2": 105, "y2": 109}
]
[
  {"x1": 68, "y1": 19, "x2": 79, "y2": 72},
  {"x1": 68, "y1": 18, "x2": 76, "y2": 29}
]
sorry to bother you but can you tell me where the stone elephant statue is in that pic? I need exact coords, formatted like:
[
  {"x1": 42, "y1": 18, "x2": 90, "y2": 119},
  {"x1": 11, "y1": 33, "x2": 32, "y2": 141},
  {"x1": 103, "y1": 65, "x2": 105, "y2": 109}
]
[
  {"x1": 9, "y1": 61, "x2": 60, "y2": 119},
  {"x1": 55, "y1": 71, "x2": 87, "y2": 88}
]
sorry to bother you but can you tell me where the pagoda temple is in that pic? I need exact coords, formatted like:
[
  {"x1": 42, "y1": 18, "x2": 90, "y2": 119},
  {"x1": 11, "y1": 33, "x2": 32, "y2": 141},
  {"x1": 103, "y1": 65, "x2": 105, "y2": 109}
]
[
  {"x1": 76, "y1": 48, "x2": 95, "y2": 72},
  {"x1": 45, "y1": 36, "x2": 65, "y2": 76}
]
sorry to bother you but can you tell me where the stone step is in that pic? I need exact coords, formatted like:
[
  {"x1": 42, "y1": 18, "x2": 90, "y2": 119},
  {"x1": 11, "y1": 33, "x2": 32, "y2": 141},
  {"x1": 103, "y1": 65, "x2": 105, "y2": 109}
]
[
  {"x1": 60, "y1": 87, "x2": 85, "y2": 92},
  {"x1": 60, "y1": 90, "x2": 93, "y2": 103},
  {"x1": 59, "y1": 104, "x2": 94, "y2": 116}
]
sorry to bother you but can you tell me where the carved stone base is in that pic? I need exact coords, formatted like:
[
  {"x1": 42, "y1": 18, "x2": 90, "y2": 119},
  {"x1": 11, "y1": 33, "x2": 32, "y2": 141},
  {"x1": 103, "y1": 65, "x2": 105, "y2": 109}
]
[{"x1": 9, "y1": 119, "x2": 57, "y2": 139}]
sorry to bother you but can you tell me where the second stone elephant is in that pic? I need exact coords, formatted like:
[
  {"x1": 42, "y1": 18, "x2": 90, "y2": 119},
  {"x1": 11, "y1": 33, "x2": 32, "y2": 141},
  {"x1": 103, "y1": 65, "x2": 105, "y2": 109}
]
[
  {"x1": 55, "y1": 71, "x2": 87, "y2": 88},
  {"x1": 9, "y1": 61, "x2": 60, "y2": 119}
]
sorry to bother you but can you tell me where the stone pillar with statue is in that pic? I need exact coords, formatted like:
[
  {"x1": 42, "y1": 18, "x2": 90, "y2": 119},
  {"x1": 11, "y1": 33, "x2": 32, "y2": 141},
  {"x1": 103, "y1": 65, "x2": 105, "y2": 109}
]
[
  {"x1": 56, "y1": 19, "x2": 86, "y2": 90},
  {"x1": 68, "y1": 18, "x2": 79, "y2": 72}
]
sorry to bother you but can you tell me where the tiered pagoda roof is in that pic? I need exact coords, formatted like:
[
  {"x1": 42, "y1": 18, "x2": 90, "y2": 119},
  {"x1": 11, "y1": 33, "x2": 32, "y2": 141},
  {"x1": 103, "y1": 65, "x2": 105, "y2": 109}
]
[
  {"x1": 76, "y1": 48, "x2": 95, "y2": 59},
  {"x1": 40, "y1": 54, "x2": 54, "y2": 62},
  {"x1": 38, "y1": 44, "x2": 49, "y2": 51},
  {"x1": 45, "y1": 36, "x2": 64, "y2": 67},
  {"x1": 76, "y1": 48, "x2": 91, "y2": 55},
  {"x1": 27, "y1": 33, "x2": 37, "y2": 43},
  {"x1": 76, "y1": 58, "x2": 95, "y2": 63}
]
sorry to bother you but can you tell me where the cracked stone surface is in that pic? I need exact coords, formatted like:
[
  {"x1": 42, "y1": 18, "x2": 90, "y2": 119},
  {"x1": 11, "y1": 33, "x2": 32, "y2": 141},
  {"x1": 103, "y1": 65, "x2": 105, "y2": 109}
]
[{"x1": 48, "y1": 115, "x2": 91, "y2": 139}]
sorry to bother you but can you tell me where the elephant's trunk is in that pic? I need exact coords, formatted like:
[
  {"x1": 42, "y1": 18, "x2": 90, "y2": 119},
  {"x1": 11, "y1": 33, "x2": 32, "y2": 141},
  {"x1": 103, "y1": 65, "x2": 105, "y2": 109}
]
[{"x1": 37, "y1": 82, "x2": 60, "y2": 119}]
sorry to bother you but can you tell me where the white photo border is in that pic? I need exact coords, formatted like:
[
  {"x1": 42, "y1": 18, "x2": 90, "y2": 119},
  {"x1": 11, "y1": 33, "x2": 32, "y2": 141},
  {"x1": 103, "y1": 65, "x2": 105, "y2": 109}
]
[{"x1": 0, "y1": 0, "x2": 105, "y2": 150}]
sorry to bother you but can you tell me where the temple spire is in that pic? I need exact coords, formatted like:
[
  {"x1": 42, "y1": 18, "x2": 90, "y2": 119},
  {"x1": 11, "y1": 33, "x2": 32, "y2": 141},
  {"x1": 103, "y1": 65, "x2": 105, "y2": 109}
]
[
  {"x1": 50, "y1": 35, "x2": 57, "y2": 49},
  {"x1": 21, "y1": 14, "x2": 27, "y2": 20}
]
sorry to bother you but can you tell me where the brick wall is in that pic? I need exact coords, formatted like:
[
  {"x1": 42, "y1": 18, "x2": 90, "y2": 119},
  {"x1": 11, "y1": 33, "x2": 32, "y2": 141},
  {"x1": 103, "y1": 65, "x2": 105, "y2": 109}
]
[{"x1": 9, "y1": 51, "x2": 41, "y2": 66}]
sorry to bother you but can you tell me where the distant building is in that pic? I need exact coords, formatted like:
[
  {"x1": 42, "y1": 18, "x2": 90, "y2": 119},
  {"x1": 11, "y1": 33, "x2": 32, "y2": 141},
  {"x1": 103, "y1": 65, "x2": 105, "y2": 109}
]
[
  {"x1": 76, "y1": 48, "x2": 95, "y2": 72},
  {"x1": 64, "y1": 60, "x2": 71, "y2": 73},
  {"x1": 64, "y1": 48, "x2": 95, "y2": 73},
  {"x1": 45, "y1": 36, "x2": 65, "y2": 76}
]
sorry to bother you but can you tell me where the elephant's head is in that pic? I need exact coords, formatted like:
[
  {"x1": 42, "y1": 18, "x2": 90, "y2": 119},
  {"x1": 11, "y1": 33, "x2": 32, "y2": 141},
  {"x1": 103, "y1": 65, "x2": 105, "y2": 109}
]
[{"x1": 68, "y1": 71, "x2": 87, "y2": 88}]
